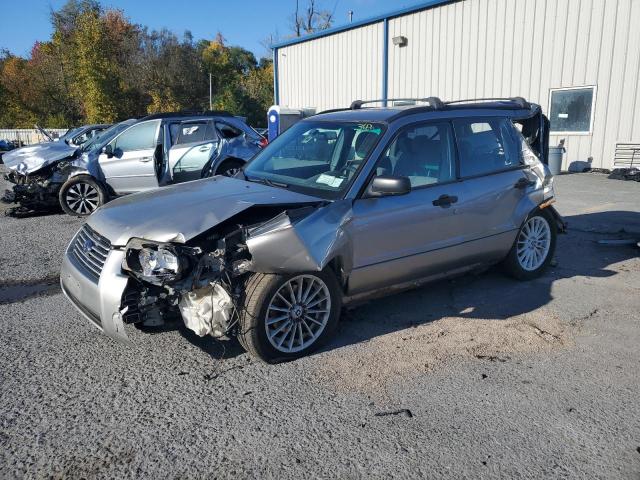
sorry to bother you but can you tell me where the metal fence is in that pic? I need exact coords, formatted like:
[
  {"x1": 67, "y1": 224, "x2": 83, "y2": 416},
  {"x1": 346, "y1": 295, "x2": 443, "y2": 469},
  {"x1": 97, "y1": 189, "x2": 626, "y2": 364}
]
[{"x1": 0, "y1": 129, "x2": 69, "y2": 146}]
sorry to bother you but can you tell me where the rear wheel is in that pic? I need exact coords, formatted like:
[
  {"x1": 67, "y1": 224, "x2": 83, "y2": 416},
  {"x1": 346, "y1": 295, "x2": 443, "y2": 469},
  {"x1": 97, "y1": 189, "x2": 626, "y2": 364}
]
[
  {"x1": 58, "y1": 176, "x2": 106, "y2": 217},
  {"x1": 502, "y1": 209, "x2": 556, "y2": 280},
  {"x1": 216, "y1": 159, "x2": 244, "y2": 177},
  {"x1": 238, "y1": 271, "x2": 342, "y2": 363}
]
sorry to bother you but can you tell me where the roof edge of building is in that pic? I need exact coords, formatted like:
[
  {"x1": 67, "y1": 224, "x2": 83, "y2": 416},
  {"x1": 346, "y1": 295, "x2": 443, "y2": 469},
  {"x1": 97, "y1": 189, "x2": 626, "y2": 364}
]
[{"x1": 271, "y1": 0, "x2": 459, "y2": 50}]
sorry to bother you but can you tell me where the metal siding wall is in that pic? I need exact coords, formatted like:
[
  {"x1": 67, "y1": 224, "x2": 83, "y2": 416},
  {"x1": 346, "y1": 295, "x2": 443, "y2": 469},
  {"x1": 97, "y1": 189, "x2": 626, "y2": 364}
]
[
  {"x1": 276, "y1": 0, "x2": 639, "y2": 170},
  {"x1": 277, "y1": 23, "x2": 383, "y2": 112},
  {"x1": 384, "y1": 0, "x2": 640, "y2": 170}
]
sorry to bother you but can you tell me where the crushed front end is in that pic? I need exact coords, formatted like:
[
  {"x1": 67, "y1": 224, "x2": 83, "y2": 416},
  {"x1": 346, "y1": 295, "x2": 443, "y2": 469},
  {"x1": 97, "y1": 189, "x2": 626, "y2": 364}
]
[
  {"x1": 2, "y1": 162, "x2": 72, "y2": 216},
  {"x1": 117, "y1": 224, "x2": 253, "y2": 339}
]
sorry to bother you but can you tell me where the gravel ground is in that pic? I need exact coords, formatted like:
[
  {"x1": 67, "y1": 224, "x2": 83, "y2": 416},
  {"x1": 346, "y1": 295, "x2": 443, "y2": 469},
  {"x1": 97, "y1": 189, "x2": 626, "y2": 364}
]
[{"x1": 0, "y1": 169, "x2": 639, "y2": 479}]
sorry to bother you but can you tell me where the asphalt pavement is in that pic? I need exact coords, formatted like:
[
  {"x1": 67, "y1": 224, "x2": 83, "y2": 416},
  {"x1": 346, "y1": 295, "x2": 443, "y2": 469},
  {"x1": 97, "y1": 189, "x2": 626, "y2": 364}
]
[{"x1": 1, "y1": 170, "x2": 639, "y2": 479}]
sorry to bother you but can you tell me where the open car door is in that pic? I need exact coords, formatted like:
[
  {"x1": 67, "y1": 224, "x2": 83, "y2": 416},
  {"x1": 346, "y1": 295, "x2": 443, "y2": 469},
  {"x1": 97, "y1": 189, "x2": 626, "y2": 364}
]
[{"x1": 168, "y1": 120, "x2": 219, "y2": 183}]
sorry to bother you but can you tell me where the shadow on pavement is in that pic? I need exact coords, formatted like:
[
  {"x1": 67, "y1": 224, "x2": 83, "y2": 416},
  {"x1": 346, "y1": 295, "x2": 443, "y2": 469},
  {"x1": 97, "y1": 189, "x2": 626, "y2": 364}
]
[{"x1": 319, "y1": 211, "x2": 639, "y2": 355}]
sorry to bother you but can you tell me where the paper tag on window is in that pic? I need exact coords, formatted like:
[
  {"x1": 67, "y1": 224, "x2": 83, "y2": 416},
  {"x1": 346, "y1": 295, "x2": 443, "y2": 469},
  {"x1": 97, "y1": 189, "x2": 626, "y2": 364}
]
[{"x1": 316, "y1": 173, "x2": 344, "y2": 187}]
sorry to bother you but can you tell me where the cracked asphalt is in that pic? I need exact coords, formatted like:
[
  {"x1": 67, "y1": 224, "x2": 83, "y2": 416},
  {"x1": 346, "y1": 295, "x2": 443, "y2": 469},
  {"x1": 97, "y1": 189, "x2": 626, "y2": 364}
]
[{"x1": 1, "y1": 169, "x2": 639, "y2": 479}]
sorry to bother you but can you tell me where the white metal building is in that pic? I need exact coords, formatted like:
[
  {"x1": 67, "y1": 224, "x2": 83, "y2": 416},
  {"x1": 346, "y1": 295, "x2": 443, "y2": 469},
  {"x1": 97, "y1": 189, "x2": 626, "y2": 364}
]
[{"x1": 272, "y1": 0, "x2": 640, "y2": 171}]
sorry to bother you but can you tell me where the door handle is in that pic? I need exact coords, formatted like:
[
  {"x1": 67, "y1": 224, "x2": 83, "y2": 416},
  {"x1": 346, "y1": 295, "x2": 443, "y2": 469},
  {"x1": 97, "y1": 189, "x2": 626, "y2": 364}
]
[
  {"x1": 198, "y1": 146, "x2": 210, "y2": 152},
  {"x1": 432, "y1": 194, "x2": 458, "y2": 207},
  {"x1": 139, "y1": 157, "x2": 153, "y2": 162},
  {"x1": 514, "y1": 177, "x2": 535, "y2": 189}
]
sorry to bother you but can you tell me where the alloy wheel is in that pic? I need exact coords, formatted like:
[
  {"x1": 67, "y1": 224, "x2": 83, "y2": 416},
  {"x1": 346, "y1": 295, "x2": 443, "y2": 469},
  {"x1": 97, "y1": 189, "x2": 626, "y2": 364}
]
[
  {"x1": 222, "y1": 167, "x2": 240, "y2": 177},
  {"x1": 65, "y1": 182, "x2": 99, "y2": 215},
  {"x1": 265, "y1": 275, "x2": 331, "y2": 353},
  {"x1": 516, "y1": 216, "x2": 551, "y2": 271}
]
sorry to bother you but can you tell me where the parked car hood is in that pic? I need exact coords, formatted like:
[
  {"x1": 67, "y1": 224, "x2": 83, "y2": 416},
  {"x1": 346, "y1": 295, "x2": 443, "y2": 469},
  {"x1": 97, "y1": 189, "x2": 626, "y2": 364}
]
[
  {"x1": 87, "y1": 176, "x2": 325, "y2": 246},
  {"x1": 3, "y1": 141, "x2": 77, "y2": 174}
]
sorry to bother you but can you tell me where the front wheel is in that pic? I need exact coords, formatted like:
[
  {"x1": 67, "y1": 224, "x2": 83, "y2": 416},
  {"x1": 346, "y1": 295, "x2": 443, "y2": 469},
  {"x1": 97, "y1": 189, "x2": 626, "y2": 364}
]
[
  {"x1": 58, "y1": 176, "x2": 107, "y2": 217},
  {"x1": 238, "y1": 271, "x2": 342, "y2": 363},
  {"x1": 217, "y1": 160, "x2": 244, "y2": 177},
  {"x1": 502, "y1": 209, "x2": 557, "y2": 280}
]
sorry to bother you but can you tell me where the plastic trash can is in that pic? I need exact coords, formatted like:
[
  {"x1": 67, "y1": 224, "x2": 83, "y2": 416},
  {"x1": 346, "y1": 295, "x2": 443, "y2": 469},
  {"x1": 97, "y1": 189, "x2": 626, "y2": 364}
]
[{"x1": 548, "y1": 145, "x2": 565, "y2": 175}]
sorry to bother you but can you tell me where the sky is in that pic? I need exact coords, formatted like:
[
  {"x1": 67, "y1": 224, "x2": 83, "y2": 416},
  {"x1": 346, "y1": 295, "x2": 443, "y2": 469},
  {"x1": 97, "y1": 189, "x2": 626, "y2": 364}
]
[{"x1": 0, "y1": 0, "x2": 428, "y2": 59}]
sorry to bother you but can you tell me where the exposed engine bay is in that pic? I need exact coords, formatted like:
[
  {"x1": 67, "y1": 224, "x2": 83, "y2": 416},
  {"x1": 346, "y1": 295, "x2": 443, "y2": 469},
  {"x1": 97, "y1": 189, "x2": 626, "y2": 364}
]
[
  {"x1": 116, "y1": 204, "x2": 333, "y2": 339},
  {"x1": 2, "y1": 160, "x2": 79, "y2": 216}
]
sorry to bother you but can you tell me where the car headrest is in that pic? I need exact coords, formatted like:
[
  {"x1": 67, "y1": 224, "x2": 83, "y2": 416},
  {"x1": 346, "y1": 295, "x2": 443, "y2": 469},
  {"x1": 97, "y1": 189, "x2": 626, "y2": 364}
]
[{"x1": 354, "y1": 131, "x2": 379, "y2": 158}]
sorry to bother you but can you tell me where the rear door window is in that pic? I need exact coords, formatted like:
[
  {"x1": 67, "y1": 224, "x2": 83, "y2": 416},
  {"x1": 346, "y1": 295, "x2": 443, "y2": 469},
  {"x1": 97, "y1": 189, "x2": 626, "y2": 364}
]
[
  {"x1": 453, "y1": 117, "x2": 521, "y2": 177},
  {"x1": 175, "y1": 122, "x2": 217, "y2": 145}
]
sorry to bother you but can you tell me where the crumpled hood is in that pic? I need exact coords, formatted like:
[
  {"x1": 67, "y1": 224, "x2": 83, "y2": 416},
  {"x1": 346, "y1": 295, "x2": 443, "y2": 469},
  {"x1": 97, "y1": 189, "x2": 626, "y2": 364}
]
[
  {"x1": 3, "y1": 141, "x2": 78, "y2": 174},
  {"x1": 87, "y1": 176, "x2": 325, "y2": 246}
]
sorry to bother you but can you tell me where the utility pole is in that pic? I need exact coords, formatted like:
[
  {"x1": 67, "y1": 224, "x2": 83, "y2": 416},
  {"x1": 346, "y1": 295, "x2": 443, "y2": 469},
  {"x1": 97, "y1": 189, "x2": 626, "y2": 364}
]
[
  {"x1": 348, "y1": 10, "x2": 353, "y2": 23},
  {"x1": 209, "y1": 73, "x2": 212, "y2": 110}
]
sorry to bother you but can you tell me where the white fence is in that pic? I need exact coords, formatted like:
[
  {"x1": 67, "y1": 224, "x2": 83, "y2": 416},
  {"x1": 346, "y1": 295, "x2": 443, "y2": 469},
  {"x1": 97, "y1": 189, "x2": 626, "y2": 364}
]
[{"x1": 0, "y1": 129, "x2": 69, "y2": 146}]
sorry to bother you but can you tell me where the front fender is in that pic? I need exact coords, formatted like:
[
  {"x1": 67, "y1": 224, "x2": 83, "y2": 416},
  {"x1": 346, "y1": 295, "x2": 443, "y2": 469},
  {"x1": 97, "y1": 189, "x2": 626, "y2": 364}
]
[{"x1": 246, "y1": 200, "x2": 354, "y2": 275}]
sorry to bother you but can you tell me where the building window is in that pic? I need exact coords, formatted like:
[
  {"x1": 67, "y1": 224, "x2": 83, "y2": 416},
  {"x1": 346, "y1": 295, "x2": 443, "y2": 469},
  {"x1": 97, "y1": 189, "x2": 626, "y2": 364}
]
[{"x1": 548, "y1": 86, "x2": 596, "y2": 134}]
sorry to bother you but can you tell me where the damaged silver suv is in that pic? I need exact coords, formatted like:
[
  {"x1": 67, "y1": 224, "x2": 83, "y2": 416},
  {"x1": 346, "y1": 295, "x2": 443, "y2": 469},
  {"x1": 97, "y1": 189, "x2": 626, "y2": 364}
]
[{"x1": 60, "y1": 97, "x2": 565, "y2": 363}]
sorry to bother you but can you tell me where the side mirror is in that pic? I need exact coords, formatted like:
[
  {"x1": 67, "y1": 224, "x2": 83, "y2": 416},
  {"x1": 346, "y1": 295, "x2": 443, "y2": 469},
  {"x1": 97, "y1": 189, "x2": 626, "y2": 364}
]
[
  {"x1": 365, "y1": 175, "x2": 411, "y2": 198},
  {"x1": 102, "y1": 144, "x2": 113, "y2": 158}
]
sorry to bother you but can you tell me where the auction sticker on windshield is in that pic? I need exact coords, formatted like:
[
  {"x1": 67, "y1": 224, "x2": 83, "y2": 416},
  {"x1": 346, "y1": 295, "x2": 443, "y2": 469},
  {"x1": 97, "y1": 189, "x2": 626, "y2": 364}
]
[{"x1": 316, "y1": 173, "x2": 345, "y2": 188}]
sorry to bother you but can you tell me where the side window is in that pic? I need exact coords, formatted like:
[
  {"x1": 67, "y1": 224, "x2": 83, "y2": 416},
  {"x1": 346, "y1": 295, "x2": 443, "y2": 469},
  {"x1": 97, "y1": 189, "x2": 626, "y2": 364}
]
[
  {"x1": 112, "y1": 121, "x2": 159, "y2": 153},
  {"x1": 453, "y1": 117, "x2": 521, "y2": 177},
  {"x1": 216, "y1": 122, "x2": 242, "y2": 139},
  {"x1": 175, "y1": 122, "x2": 217, "y2": 145},
  {"x1": 378, "y1": 121, "x2": 456, "y2": 187}
]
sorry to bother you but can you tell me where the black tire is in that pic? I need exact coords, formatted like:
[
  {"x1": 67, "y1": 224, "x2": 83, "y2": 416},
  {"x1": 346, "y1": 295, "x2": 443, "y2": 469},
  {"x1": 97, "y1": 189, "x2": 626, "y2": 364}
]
[
  {"x1": 502, "y1": 208, "x2": 557, "y2": 280},
  {"x1": 238, "y1": 271, "x2": 342, "y2": 363},
  {"x1": 216, "y1": 159, "x2": 244, "y2": 177},
  {"x1": 58, "y1": 175, "x2": 107, "y2": 217}
]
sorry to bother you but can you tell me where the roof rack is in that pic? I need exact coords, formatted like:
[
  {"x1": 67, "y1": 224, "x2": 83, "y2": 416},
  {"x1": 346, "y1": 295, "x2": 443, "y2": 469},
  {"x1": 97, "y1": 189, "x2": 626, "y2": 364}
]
[
  {"x1": 445, "y1": 97, "x2": 531, "y2": 109},
  {"x1": 139, "y1": 110, "x2": 233, "y2": 121},
  {"x1": 349, "y1": 97, "x2": 445, "y2": 110}
]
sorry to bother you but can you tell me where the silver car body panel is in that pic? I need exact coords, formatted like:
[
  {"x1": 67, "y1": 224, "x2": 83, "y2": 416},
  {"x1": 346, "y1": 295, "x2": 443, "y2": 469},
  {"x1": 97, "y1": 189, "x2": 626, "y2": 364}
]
[
  {"x1": 60, "y1": 243, "x2": 130, "y2": 342},
  {"x1": 3, "y1": 142, "x2": 79, "y2": 174},
  {"x1": 98, "y1": 120, "x2": 162, "y2": 194},
  {"x1": 86, "y1": 176, "x2": 324, "y2": 246}
]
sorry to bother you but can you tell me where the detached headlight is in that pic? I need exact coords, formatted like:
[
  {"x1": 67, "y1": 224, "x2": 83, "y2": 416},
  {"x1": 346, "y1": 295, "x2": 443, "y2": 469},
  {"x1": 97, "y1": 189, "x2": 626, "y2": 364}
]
[{"x1": 123, "y1": 239, "x2": 187, "y2": 284}]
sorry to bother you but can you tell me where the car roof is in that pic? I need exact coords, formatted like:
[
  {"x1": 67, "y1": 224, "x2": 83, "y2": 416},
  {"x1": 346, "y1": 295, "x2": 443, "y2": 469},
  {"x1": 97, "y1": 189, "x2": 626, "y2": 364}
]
[
  {"x1": 138, "y1": 111, "x2": 234, "y2": 121},
  {"x1": 309, "y1": 98, "x2": 541, "y2": 123}
]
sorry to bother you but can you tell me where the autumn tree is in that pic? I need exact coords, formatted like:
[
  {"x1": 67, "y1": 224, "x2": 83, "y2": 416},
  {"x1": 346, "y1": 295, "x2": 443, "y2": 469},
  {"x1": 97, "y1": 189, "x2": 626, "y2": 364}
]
[{"x1": 0, "y1": 0, "x2": 275, "y2": 128}]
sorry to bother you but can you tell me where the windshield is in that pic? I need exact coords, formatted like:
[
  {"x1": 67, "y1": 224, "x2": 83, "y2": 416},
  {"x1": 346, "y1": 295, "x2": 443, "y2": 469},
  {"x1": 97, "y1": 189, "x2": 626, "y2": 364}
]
[
  {"x1": 243, "y1": 120, "x2": 384, "y2": 199},
  {"x1": 82, "y1": 122, "x2": 134, "y2": 152},
  {"x1": 59, "y1": 127, "x2": 83, "y2": 143}
]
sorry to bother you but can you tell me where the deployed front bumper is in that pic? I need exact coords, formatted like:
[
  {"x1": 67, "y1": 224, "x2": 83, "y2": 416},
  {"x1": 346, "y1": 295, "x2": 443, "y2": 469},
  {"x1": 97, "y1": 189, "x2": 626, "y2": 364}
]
[{"x1": 60, "y1": 243, "x2": 131, "y2": 343}]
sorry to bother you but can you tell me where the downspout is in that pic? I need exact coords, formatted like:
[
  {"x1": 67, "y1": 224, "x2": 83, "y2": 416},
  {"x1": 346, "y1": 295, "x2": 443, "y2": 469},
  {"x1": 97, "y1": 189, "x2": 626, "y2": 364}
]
[
  {"x1": 273, "y1": 47, "x2": 280, "y2": 105},
  {"x1": 382, "y1": 18, "x2": 389, "y2": 107}
]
